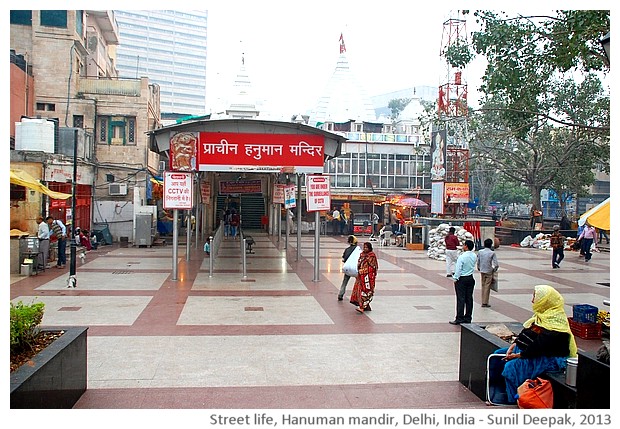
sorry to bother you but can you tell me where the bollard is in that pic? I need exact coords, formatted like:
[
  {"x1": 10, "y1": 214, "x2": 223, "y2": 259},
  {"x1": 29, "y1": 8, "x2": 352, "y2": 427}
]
[
  {"x1": 209, "y1": 236, "x2": 213, "y2": 278},
  {"x1": 242, "y1": 238, "x2": 247, "y2": 279}
]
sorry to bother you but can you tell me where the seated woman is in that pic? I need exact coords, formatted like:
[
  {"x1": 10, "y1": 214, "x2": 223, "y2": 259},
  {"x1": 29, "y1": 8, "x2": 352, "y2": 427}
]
[{"x1": 494, "y1": 285, "x2": 577, "y2": 404}]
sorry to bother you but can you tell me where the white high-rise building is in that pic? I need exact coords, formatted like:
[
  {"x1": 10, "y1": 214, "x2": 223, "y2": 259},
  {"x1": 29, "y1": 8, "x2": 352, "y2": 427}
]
[{"x1": 114, "y1": 10, "x2": 208, "y2": 117}]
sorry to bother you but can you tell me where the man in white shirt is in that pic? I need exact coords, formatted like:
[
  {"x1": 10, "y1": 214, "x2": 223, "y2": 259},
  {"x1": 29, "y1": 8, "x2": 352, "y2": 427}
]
[
  {"x1": 37, "y1": 216, "x2": 52, "y2": 270},
  {"x1": 331, "y1": 208, "x2": 340, "y2": 235}
]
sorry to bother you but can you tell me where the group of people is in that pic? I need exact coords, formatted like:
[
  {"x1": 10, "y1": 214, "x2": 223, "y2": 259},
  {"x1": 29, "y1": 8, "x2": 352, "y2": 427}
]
[
  {"x1": 330, "y1": 207, "x2": 354, "y2": 236},
  {"x1": 338, "y1": 235, "x2": 378, "y2": 314},
  {"x1": 36, "y1": 215, "x2": 97, "y2": 270},
  {"x1": 222, "y1": 208, "x2": 241, "y2": 239},
  {"x1": 444, "y1": 228, "x2": 499, "y2": 324}
]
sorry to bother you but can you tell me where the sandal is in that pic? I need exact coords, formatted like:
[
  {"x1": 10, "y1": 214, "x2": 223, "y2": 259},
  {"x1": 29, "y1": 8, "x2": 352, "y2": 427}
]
[{"x1": 355, "y1": 307, "x2": 364, "y2": 313}]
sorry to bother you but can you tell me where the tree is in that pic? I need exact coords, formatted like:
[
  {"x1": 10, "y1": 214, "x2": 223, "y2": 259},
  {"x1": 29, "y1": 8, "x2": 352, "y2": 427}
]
[
  {"x1": 446, "y1": 10, "x2": 609, "y2": 207},
  {"x1": 489, "y1": 177, "x2": 531, "y2": 212},
  {"x1": 388, "y1": 98, "x2": 412, "y2": 120},
  {"x1": 469, "y1": 74, "x2": 609, "y2": 210}
]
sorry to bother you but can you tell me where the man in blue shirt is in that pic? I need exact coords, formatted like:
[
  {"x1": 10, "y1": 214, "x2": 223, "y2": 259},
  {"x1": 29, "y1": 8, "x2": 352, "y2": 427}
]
[{"x1": 449, "y1": 239, "x2": 477, "y2": 325}]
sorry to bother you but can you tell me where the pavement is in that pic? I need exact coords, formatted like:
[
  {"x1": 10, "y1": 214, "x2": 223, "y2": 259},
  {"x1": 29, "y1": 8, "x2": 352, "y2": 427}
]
[{"x1": 9, "y1": 231, "x2": 611, "y2": 410}]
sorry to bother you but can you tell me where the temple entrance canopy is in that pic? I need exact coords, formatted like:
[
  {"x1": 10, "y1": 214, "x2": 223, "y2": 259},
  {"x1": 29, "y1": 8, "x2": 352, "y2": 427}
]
[
  {"x1": 149, "y1": 118, "x2": 346, "y2": 173},
  {"x1": 148, "y1": 118, "x2": 347, "y2": 232}
]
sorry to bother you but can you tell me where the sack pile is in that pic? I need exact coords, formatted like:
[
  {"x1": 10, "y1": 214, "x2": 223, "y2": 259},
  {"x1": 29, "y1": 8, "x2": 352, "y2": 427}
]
[{"x1": 426, "y1": 224, "x2": 473, "y2": 260}]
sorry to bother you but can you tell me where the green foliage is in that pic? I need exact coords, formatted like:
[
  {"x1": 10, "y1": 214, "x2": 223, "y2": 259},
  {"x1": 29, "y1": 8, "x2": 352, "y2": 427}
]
[
  {"x1": 464, "y1": 10, "x2": 609, "y2": 208},
  {"x1": 490, "y1": 177, "x2": 531, "y2": 206},
  {"x1": 444, "y1": 41, "x2": 474, "y2": 69},
  {"x1": 10, "y1": 301, "x2": 45, "y2": 353}
]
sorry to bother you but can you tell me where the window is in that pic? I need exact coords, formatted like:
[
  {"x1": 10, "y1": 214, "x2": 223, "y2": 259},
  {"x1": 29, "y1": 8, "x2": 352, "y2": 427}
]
[
  {"x1": 99, "y1": 117, "x2": 107, "y2": 142},
  {"x1": 73, "y1": 115, "x2": 84, "y2": 128},
  {"x1": 97, "y1": 116, "x2": 137, "y2": 145},
  {"x1": 10, "y1": 184, "x2": 26, "y2": 202},
  {"x1": 10, "y1": 10, "x2": 32, "y2": 25},
  {"x1": 36, "y1": 103, "x2": 55, "y2": 111},
  {"x1": 76, "y1": 10, "x2": 83, "y2": 36},
  {"x1": 40, "y1": 10, "x2": 67, "y2": 28},
  {"x1": 128, "y1": 118, "x2": 135, "y2": 143}
]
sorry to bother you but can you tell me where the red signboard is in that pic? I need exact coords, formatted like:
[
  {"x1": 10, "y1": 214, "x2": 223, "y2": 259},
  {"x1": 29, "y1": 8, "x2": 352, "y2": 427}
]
[
  {"x1": 219, "y1": 180, "x2": 263, "y2": 194},
  {"x1": 197, "y1": 132, "x2": 324, "y2": 173},
  {"x1": 445, "y1": 182, "x2": 469, "y2": 204}
]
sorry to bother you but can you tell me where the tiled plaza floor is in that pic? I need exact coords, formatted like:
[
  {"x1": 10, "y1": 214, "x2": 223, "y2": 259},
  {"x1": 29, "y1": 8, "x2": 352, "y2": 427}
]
[{"x1": 9, "y1": 231, "x2": 611, "y2": 409}]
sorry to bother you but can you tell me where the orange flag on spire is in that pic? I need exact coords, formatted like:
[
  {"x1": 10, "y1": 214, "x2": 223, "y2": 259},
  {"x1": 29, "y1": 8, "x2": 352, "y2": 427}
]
[{"x1": 339, "y1": 33, "x2": 346, "y2": 54}]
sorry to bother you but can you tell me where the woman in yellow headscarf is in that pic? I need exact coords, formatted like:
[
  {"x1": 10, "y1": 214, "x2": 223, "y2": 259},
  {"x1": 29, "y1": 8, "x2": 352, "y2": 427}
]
[{"x1": 495, "y1": 285, "x2": 577, "y2": 404}]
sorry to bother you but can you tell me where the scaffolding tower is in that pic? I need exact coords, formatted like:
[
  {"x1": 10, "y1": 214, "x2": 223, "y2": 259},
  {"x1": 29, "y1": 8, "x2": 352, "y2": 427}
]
[{"x1": 437, "y1": 14, "x2": 470, "y2": 217}]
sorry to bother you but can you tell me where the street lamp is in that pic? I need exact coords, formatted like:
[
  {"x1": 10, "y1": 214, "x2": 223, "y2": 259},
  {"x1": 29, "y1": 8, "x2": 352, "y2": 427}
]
[
  {"x1": 600, "y1": 32, "x2": 610, "y2": 64},
  {"x1": 67, "y1": 129, "x2": 78, "y2": 288}
]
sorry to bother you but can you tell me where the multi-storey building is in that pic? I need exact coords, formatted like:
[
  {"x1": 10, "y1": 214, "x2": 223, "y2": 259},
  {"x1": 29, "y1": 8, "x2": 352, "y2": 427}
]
[
  {"x1": 10, "y1": 10, "x2": 161, "y2": 245},
  {"x1": 114, "y1": 10, "x2": 208, "y2": 119}
]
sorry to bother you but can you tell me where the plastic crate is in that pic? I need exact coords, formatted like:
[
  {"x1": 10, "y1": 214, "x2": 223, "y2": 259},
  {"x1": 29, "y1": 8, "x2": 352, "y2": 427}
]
[
  {"x1": 568, "y1": 317, "x2": 602, "y2": 339},
  {"x1": 572, "y1": 304, "x2": 598, "y2": 324}
]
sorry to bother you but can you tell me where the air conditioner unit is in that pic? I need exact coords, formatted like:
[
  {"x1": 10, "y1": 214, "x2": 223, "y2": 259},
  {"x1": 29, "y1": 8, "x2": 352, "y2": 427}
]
[{"x1": 108, "y1": 183, "x2": 128, "y2": 196}]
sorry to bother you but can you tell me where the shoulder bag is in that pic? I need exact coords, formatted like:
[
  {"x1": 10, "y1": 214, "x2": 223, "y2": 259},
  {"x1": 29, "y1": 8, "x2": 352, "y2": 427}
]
[
  {"x1": 342, "y1": 246, "x2": 361, "y2": 277},
  {"x1": 517, "y1": 377, "x2": 553, "y2": 408}
]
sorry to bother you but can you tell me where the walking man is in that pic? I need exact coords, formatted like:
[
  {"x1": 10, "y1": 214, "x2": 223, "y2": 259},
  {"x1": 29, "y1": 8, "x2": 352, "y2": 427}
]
[
  {"x1": 449, "y1": 239, "x2": 477, "y2": 325},
  {"x1": 550, "y1": 225, "x2": 565, "y2": 269},
  {"x1": 50, "y1": 217, "x2": 67, "y2": 268},
  {"x1": 578, "y1": 222, "x2": 596, "y2": 263},
  {"x1": 338, "y1": 235, "x2": 358, "y2": 301},
  {"x1": 477, "y1": 238, "x2": 499, "y2": 307},
  {"x1": 444, "y1": 226, "x2": 460, "y2": 277}
]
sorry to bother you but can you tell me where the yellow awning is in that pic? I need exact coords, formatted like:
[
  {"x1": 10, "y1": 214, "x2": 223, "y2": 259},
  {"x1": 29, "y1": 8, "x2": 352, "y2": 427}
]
[
  {"x1": 10, "y1": 168, "x2": 72, "y2": 200},
  {"x1": 578, "y1": 198, "x2": 609, "y2": 231}
]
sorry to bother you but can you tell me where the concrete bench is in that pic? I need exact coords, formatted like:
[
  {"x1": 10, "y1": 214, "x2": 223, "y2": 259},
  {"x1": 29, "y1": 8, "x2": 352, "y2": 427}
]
[{"x1": 458, "y1": 323, "x2": 609, "y2": 409}]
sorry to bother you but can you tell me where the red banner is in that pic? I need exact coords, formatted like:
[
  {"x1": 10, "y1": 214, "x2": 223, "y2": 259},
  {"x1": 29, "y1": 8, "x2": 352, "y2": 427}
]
[
  {"x1": 197, "y1": 132, "x2": 324, "y2": 173},
  {"x1": 219, "y1": 180, "x2": 263, "y2": 194}
]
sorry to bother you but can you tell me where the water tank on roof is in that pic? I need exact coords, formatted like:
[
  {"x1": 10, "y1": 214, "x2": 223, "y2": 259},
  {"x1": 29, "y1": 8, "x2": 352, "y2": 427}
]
[{"x1": 15, "y1": 118, "x2": 55, "y2": 153}]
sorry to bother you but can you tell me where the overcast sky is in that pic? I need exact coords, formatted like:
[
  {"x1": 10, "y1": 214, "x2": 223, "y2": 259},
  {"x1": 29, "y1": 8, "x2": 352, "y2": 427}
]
[
  {"x1": 204, "y1": 2, "x2": 487, "y2": 117},
  {"x1": 202, "y1": 1, "x2": 610, "y2": 117}
]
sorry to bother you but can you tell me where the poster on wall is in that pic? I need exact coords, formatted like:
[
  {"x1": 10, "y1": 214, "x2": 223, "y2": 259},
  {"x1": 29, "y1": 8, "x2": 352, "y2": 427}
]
[
  {"x1": 169, "y1": 132, "x2": 197, "y2": 171},
  {"x1": 431, "y1": 182, "x2": 444, "y2": 214},
  {"x1": 284, "y1": 185, "x2": 296, "y2": 209},
  {"x1": 306, "y1": 175, "x2": 330, "y2": 212},
  {"x1": 430, "y1": 129, "x2": 447, "y2": 181},
  {"x1": 200, "y1": 181, "x2": 211, "y2": 204},
  {"x1": 273, "y1": 183, "x2": 285, "y2": 204},
  {"x1": 444, "y1": 182, "x2": 469, "y2": 204}
]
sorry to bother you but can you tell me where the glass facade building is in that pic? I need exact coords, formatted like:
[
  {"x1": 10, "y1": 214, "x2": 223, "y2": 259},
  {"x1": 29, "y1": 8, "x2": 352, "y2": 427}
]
[{"x1": 114, "y1": 10, "x2": 208, "y2": 116}]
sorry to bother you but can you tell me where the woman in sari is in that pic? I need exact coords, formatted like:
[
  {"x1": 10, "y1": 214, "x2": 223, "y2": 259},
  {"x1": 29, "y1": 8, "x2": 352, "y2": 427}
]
[
  {"x1": 350, "y1": 242, "x2": 378, "y2": 313},
  {"x1": 495, "y1": 284, "x2": 577, "y2": 403}
]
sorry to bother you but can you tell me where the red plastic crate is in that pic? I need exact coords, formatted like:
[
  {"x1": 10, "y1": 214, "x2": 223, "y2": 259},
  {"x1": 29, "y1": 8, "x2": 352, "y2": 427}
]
[{"x1": 568, "y1": 317, "x2": 602, "y2": 339}]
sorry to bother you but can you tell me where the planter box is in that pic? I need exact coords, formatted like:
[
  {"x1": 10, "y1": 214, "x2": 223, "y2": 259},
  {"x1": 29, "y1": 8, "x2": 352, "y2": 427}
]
[{"x1": 11, "y1": 326, "x2": 88, "y2": 409}]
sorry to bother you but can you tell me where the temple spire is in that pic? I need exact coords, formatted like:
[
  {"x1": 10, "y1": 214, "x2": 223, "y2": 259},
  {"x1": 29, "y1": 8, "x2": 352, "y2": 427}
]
[{"x1": 339, "y1": 33, "x2": 346, "y2": 54}]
